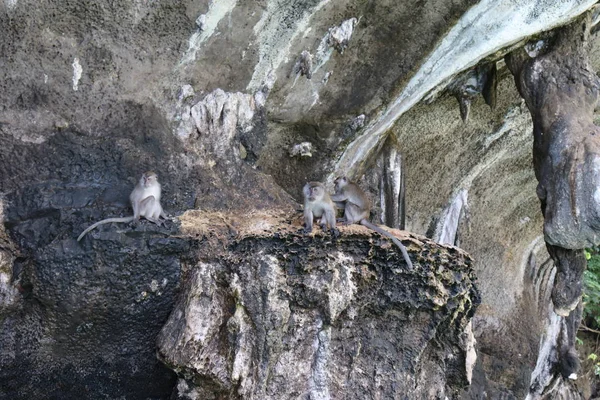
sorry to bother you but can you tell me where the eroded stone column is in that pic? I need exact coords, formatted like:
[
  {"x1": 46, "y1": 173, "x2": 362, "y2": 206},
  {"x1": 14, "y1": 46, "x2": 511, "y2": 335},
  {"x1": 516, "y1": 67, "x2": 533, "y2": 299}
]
[{"x1": 506, "y1": 15, "x2": 600, "y2": 397}]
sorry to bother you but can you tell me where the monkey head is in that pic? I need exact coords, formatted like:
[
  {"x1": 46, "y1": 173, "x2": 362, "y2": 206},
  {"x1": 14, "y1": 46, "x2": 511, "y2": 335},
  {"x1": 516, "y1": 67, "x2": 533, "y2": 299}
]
[
  {"x1": 303, "y1": 182, "x2": 326, "y2": 202},
  {"x1": 334, "y1": 176, "x2": 349, "y2": 192},
  {"x1": 141, "y1": 171, "x2": 158, "y2": 187}
]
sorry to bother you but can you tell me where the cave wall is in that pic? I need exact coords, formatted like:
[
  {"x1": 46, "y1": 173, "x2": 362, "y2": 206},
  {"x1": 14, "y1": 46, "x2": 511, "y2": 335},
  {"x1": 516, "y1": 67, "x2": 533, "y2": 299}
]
[
  {"x1": 391, "y1": 75, "x2": 542, "y2": 397},
  {"x1": 1, "y1": 0, "x2": 599, "y2": 398}
]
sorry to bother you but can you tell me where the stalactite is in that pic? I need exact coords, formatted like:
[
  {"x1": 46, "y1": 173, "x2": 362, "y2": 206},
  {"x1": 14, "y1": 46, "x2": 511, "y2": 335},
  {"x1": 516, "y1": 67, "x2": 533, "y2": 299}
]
[{"x1": 378, "y1": 137, "x2": 405, "y2": 229}]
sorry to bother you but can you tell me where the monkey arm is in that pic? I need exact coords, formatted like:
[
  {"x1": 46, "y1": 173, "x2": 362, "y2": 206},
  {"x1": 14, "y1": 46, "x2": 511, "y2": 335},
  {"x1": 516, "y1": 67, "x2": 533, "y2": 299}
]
[
  {"x1": 303, "y1": 209, "x2": 314, "y2": 233},
  {"x1": 325, "y1": 208, "x2": 337, "y2": 230},
  {"x1": 330, "y1": 193, "x2": 347, "y2": 202}
]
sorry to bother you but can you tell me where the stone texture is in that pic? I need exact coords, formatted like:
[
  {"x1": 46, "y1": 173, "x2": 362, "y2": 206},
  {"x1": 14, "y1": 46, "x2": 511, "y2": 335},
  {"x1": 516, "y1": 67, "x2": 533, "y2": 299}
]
[
  {"x1": 0, "y1": 0, "x2": 599, "y2": 398},
  {"x1": 0, "y1": 221, "x2": 187, "y2": 399},
  {"x1": 157, "y1": 211, "x2": 479, "y2": 399},
  {"x1": 507, "y1": 18, "x2": 600, "y2": 250}
]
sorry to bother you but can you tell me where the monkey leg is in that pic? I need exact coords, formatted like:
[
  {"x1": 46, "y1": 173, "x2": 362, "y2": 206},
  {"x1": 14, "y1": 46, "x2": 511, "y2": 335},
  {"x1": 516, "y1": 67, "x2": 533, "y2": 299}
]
[
  {"x1": 146, "y1": 217, "x2": 164, "y2": 227},
  {"x1": 160, "y1": 210, "x2": 171, "y2": 221},
  {"x1": 344, "y1": 204, "x2": 365, "y2": 225},
  {"x1": 136, "y1": 196, "x2": 159, "y2": 226},
  {"x1": 324, "y1": 209, "x2": 339, "y2": 237},
  {"x1": 139, "y1": 195, "x2": 156, "y2": 209}
]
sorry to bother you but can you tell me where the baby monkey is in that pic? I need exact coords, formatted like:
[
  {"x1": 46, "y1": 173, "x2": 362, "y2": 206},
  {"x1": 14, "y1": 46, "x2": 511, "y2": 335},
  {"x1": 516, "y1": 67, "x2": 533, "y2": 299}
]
[
  {"x1": 332, "y1": 176, "x2": 414, "y2": 269},
  {"x1": 77, "y1": 171, "x2": 167, "y2": 241},
  {"x1": 302, "y1": 181, "x2": 338, "y2": 236}
]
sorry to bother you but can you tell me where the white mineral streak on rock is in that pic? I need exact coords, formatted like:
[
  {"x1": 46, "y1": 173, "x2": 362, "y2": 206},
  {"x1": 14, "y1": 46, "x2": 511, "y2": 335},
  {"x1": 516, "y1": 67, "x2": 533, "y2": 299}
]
[
  {"x1": 525, "y1": 39, "x2": 547, "y2": 58},
  {"x1": 593, "y1": 157, "x2": 600, "y2": 205},
  {"x1": 463, "y1": 321, "x2": 477, "y2": 384},
  {"x1": 179, "y1": 84, "x2": 195, "y2": 101},
  {"x1": 260, "y1": 255, "x2": 290, "y2": 319},
  {"x1": 310, "y1": 321, "x2": 331, "y2": 400},
  {"x1": 332, "y1": 0, "x2": 597, "y2": 178},
  {"x1": 72, "y1": 57, "x2": 82, "y2": 91},
  {"x1": 436, "y1": 188, "x2": 468, "y2": 246},
  {"x1": 289, "y1": 142, "x2": 314, "y2": 157},
  {"x1": 173, "y1": 85, "x2": 196, "y2": 139},
  {"x1": 0, "y1": 255, "x2": 18, "y2": 312},
  {"x1": 196, "y1": 14, "x2": 207, "y2": 31},
  {"x1": 183, "y1": 263, "x2": 223, "y2": 347},
  {"x1": 189, "y1": 89, "x2": 256, "y2": 157},
  {"x1": 0, "y1": 197, "x2": 18, "y2": 313},
  {"x1": 327, "y1": 252, "x2": 356, "y2": 322},
  {"x1": 175, "y1": 379, "x2": 201, "y2": 400},
  {"x1": 309, "y1": 91, "x2": 320, "y2": 109},
  {"x1": 526, "y1": 310, "x2": 562, "y2": 400},
  {"x1": 247, "y1": 0, "x2": 331, "y2": 91},
  {"x1": 313, "y1": 17, "x2": 357, "y2": 74},
  {"x1": 229, "y1": 303, "x2": 254, "y2": 394},
  {"x1": 378, "y1": 146, "x2": 402, "y2": 226},
  {"x1": 181, "y1": 0, "x2": 238, "y2": 65},
  {"x1": 483, "y1": 101, "x2": 528, "y2": 149},
  {"x1": 433, "y1": 103, "x2": 532, "y2": 245},
  {"x1": 522, "y1": 235, "x2": 547, "y2": 299}
]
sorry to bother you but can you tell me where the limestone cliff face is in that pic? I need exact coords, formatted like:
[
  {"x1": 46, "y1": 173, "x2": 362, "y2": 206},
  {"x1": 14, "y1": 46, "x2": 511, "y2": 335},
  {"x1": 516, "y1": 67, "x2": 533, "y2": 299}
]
[
  {"x1": 0, "y1": 0, "x2": 599, "y2": 398},
  {"x1": 157, "y1": 212, "x2": 477, "y2": 399}
]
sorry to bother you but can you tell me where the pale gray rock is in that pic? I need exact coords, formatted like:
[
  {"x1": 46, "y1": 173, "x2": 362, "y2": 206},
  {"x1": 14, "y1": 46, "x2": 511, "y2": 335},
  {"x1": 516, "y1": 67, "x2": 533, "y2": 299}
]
[{"x1": 157, "y1": 212, "x2": 478, "y2": 400}]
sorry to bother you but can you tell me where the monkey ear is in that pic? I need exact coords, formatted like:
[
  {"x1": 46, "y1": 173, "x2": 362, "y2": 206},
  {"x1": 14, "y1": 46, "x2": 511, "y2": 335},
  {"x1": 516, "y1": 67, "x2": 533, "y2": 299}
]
[{"x1": 303, "y1": 183, "x2": 310, "y2": 196}]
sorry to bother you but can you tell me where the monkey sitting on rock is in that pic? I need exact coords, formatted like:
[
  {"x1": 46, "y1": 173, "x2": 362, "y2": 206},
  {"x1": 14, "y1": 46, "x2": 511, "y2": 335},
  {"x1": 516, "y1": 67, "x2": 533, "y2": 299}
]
[
  {"x1": 302, "y1": 181, "x2": 339, "y2": 236},
  {"x1": 330, "y1": 176, "x2": 414, "y2": 269},
  {"x1": 77, "y1": 171, "x2": 168, "y2": 241}
]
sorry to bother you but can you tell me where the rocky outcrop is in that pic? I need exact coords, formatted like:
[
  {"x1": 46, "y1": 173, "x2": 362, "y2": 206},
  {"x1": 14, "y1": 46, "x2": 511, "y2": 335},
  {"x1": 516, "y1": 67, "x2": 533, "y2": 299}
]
[
  {"x1": 157, "y1": 211, "x2": 479, "y2": 399},
  {"x1": 2, "y1": 0, "x2": 600, "y2": 398}
]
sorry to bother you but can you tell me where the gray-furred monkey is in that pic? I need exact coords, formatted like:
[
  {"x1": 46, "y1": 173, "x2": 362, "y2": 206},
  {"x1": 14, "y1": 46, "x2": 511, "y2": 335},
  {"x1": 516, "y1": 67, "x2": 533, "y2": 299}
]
[
  {"x1": 77, "y1": 171, "x2": 167, "y2": 241},
  {"x1": 302, "y1": 181, "x2": 338, "y2": 236},
  {"x1": 331, "y1": 176, "x2": 414, "y2": 269}
]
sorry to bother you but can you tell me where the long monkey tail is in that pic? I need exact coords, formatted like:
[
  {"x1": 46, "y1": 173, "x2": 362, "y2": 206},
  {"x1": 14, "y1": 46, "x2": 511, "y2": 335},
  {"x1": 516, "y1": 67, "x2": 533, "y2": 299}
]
[
  {"x1": 77, "y1": 216, "x2": 135, "y2": 241},
  {"x1": 360, "y1": 219, "x2": 414, "y2": 270}
]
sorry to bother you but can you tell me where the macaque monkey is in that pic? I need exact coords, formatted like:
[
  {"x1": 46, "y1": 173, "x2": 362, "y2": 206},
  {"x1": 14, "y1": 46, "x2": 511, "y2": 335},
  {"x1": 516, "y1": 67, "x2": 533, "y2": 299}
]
[
  {"x1": 77, "y1": 171, "x2": 167, "y2": 241},
  {"x1": 331, "y1": 176, "x2": 414, "y2": 269},
  {"x1": 302, "y1": 181, "x2": 338, "y2": 235}
]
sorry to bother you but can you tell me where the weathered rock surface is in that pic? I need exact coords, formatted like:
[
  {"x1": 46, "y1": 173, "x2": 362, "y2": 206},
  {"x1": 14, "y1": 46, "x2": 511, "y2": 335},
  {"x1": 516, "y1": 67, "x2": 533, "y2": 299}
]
[
  {"x1": 508, "y1": 20, "x2": 600, "y2": 251},
  {"x1": 1, "y1": 0, "x2": 600, "y2": 398},
  {"x1": 505, "y1": 16, "x2": 599, "y2": 398},
  {"x1": 157, "y1": 211, "x2": 479, "y2": 399},
  {"x1": 0, "y1": 221, "x2": 186, "y2": 399}
]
